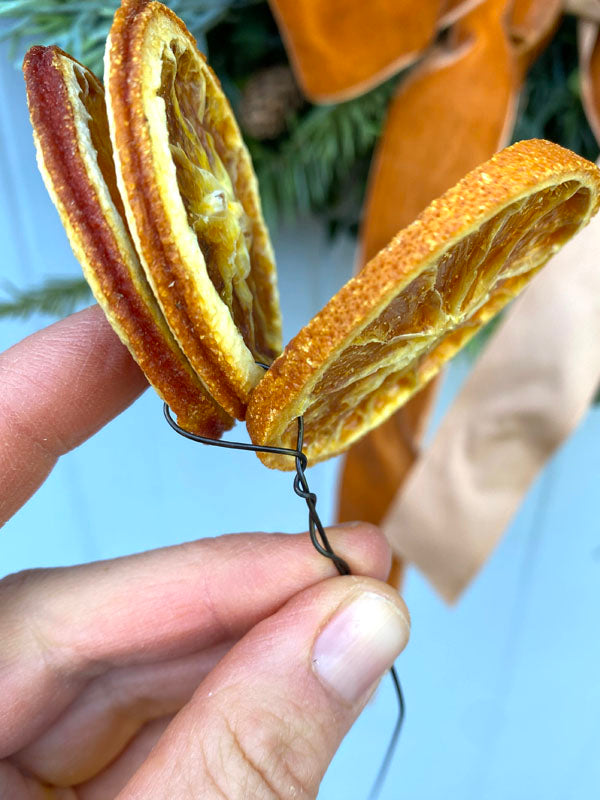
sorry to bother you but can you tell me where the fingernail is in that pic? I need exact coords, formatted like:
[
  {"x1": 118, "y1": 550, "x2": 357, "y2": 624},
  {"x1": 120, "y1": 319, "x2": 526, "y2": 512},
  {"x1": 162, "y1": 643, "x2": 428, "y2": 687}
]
[{"x1": 312, "y1": 592, "x2": 410, "y2": 704}]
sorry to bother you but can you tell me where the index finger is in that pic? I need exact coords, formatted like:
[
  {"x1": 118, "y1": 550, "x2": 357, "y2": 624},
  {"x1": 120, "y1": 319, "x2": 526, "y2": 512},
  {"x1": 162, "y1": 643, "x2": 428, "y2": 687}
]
[
  {"x1": 0, "y1": 304, "x2": 147, "y2": 525},
  {"x1": 0, "y1": 524, "x2": 390, "y2": 757}
]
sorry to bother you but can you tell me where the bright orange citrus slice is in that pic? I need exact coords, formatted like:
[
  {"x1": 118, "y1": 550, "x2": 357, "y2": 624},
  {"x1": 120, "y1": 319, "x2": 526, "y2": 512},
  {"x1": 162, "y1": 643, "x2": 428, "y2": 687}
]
[
  {"x1": 246, "y1": 139, "x2": 600, "y2": 469},
  {"x1": 105, "y1": 0, "x2": 282, "y2": 420},
  {"x1": 23, "y1": 45, "x2": 233, "y2": 438}
]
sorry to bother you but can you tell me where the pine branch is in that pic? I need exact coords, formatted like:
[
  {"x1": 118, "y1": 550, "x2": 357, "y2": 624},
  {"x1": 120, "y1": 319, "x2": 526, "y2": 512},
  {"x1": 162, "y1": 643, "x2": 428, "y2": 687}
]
[
  {"x1": 0, "y1": 0, "x2": 238, "y2": 76},
  {"x1": 250, "y1": 77, "x2": 399, "y2": 226},
  {"x1": 0, "y1": 277, "x2": 92, "y2": 319}
]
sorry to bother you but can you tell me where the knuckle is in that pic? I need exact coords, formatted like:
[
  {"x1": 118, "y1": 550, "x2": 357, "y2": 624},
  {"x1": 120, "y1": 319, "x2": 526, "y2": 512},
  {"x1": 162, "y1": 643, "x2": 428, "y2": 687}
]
[
  {"x1": 0, "y1": 567, "x2": 45, "y2": 599},
  {"x1": 202, "y1": 699, "x2": 321, "y2": 800},
  {"x1": 0, "y1": 568, "x2": 47, "y2": 646},
  {"x1": 0, "y1": 567, "x2": 84, "y2": 678}
]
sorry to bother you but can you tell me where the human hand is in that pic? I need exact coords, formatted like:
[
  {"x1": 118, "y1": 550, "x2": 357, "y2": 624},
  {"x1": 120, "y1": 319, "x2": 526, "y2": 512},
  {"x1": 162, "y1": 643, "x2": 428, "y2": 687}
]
[{"x1": 0, "y1": 306, "x2": 410, "y2": 799}]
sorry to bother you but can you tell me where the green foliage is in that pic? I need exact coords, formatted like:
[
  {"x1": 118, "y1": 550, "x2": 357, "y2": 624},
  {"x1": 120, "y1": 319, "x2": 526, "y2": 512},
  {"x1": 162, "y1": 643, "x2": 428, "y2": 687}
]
[
  {"x1": 207, "y1": 1, "x2": 286, "y2": 85},
  {"x1": 0, "y1": 277, "x2": 91, "y2": 318},
  {"x1": 0, "y1": 0, "x2": 237, "y2": 76},
  {"x1": 249, "y1": 77, "x2": 399, "y2": 226}
]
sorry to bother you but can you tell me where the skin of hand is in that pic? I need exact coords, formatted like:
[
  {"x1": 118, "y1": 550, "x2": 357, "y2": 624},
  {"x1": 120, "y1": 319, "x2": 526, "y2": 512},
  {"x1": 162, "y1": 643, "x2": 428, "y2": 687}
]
[{"x1": 0, "y1": 305, "x2": 410, "y2": 799}]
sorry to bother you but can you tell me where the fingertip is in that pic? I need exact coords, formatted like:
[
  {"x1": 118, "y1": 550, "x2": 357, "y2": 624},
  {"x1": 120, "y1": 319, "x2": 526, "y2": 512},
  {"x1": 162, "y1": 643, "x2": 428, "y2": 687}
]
[
  {"x1": 0, "y1": 304, "x2": 147, "y2": 525},
  {"x1": 311, "y1": 577, "x2": 410, "y2": 705}
]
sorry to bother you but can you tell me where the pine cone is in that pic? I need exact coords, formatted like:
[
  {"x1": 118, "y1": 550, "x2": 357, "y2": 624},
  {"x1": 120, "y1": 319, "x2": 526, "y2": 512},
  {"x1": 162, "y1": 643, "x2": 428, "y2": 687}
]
[{"x1": 239, "y1": 65, "x2": 304, "y2": 140}]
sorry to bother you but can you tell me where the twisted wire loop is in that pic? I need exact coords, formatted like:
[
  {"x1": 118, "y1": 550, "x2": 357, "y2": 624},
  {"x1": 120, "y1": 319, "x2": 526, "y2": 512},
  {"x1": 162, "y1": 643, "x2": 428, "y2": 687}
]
[{"x1": 162, "y1": 400, "x2": 404, "y2": 799}]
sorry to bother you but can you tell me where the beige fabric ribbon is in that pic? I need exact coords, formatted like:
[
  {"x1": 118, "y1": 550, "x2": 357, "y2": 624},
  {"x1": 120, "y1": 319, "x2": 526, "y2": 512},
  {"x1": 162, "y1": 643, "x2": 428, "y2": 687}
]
[
  {"x1": 564, "y1": 0, "x2": 600, "y2": 22},
  {"x1": 382, "y1": 207, "x2": 600, "y2": 603}
]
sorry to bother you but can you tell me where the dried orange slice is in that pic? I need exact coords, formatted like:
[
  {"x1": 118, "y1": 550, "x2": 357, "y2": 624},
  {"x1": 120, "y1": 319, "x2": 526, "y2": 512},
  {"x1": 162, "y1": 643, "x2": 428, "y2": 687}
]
[
  {"x1": 247, "y1": 139, "x2": 600, "y2": 469},
  {"x1": 105, "y1": 0, "x2": 281, "y2": 420},
  {"x1": 23, "y1": 45, "x2": 233, "y2": 438}
]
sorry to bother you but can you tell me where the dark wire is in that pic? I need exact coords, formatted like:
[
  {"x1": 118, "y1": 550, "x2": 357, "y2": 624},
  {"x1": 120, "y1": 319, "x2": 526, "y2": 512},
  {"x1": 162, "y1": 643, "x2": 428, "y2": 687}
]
[{"x1": 163, "y1": 400, "x2": 405, "y2": 799}]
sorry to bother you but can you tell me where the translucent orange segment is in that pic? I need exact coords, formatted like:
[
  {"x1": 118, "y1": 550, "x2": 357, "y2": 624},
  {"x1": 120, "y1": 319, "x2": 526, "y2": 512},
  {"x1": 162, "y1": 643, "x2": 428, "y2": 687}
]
[
  {"x1": 158, "y1": 41, "x2": 269, "y2": 362},
  {"x1": 246, "y1": 140, "x2": 600, "y2": 469},
  {"x1": 302, "y1": 182, "x2": 591, "y2": 462}
]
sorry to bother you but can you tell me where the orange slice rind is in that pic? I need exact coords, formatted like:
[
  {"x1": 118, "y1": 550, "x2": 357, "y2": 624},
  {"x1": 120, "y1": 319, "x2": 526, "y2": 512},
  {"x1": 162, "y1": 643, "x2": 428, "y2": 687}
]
[
  {"x1": 23, "y1": 45, "x2": 233, "y2": 438},
  {"x1": 105, "y1": 0, "x2": 282, "y2": 420},
  {"x1": 246, "y1": 139, "x2": 600, "y2": 469}
]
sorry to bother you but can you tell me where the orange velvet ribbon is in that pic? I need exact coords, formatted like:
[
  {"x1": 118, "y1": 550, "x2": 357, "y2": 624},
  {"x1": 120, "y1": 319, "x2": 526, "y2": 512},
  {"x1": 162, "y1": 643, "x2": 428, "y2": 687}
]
[
  {"x1": 267, "y1": 0, "x2": 443, "y2": 102},
  {"x1": 339, "y1": 0, "x2": 518, "y2": 589},
  {"x1": 271, "y1": 0, "x2": 598, "y2": 597}
]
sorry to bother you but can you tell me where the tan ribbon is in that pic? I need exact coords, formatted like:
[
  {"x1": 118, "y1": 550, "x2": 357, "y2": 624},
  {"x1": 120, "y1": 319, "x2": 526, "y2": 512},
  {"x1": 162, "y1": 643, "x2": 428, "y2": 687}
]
[
  {"x1": 382, "y1": 206, "x2": 600, "y2": 603},
  {"x1": 564, "y1": 0, "x2": 600, "y2": 22}
]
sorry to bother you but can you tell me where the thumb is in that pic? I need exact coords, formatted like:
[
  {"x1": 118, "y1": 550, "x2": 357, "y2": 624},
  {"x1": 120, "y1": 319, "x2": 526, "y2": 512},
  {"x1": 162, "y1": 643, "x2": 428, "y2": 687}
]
[{"x1": 120, "y1": 576, "x2": 410, "y2": 799}]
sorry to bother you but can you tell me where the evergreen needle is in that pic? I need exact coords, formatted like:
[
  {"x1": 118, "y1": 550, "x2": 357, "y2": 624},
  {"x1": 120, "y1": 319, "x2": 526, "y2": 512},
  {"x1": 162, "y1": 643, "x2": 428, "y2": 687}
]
[
  {"x1": 0, "y1": 278, "x2": 92, "y2": 319},
  {"x1": 1, "y1": 0, "x2": 237, "y2": 75},
  {"x1": 251, "y1": 77, "x2": 399, "y2": 225}
]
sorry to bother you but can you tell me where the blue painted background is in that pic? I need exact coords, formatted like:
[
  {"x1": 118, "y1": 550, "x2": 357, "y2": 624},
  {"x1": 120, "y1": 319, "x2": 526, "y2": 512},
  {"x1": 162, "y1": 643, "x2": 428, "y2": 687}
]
[{"x1": 1, "y1": 37, "x2": 600, "y2": 800}]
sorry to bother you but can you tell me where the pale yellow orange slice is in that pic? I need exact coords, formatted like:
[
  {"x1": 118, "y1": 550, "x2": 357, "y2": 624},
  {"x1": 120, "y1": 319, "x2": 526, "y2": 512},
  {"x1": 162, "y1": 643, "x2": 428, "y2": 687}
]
[
  {"x1": 105, "y1": 0, "x2": 282, "y2": 420},
  {"x1": 247, "y1": 139, "x2": 600, "y2": 469}
]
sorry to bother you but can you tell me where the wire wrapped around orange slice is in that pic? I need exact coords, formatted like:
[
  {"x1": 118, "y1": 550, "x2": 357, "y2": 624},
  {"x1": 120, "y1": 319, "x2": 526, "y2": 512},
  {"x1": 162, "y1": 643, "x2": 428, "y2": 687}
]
[
  {"x1": 105, "y1": 0, "x2": 282, "y2": 421},
  {"x1": 23, "y1": 45, "x2": 233, "y2": 438},
  {"x1": 247, "y1": 139, "x2": 600, "y2": 469}
]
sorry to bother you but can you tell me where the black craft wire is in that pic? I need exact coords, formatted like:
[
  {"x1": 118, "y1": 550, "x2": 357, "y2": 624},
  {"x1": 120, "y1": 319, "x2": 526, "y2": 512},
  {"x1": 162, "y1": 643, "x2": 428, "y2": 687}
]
[{"x1": 163, "y1": 401, "x2": 405, "y2": 799}]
